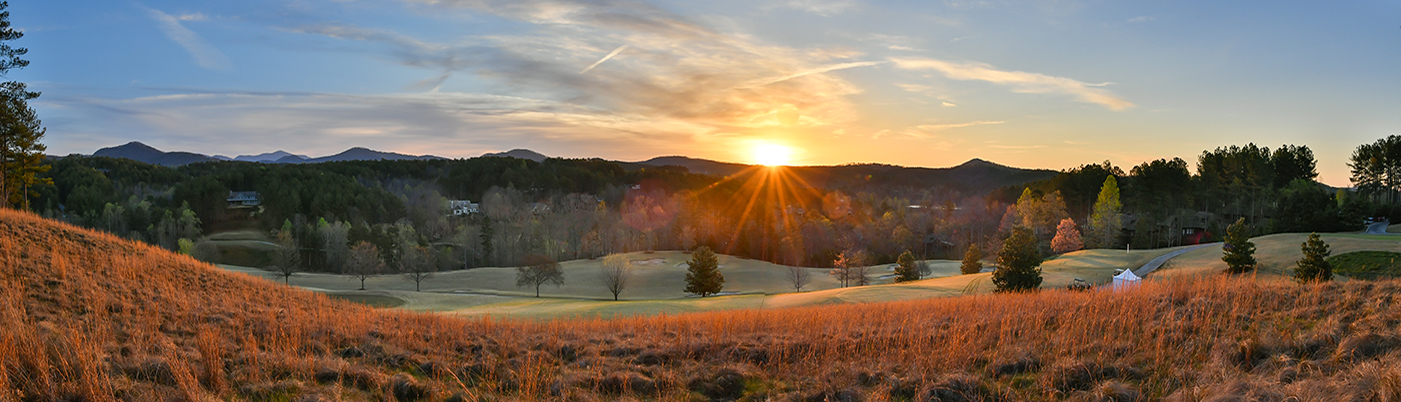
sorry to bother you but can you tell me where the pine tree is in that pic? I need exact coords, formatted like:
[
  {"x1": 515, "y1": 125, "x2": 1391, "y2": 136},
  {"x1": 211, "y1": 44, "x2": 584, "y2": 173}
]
[
  {"x1": 960, "y1": 244, "x2": 983, "y2": 275},
  {"x1": 994, "y1": 226, "x2": 1043, "y2": 292},
  {"x1": 0, "y1": 3, "x2": 43, "y2": 210},
  {"x1": 894, "y1": 250, "x2": 920, "y2": 283},
  {"x1": 1222, "y1": 218, "x2": 1257, "y2": 274},
  {"x1": 1087, "y1": 176, "x2": 1123, "y2": 248},
  {"x1": 684, "y1": 246, "x2": 725, "y2": 297},
  {"x1": 1294, "y1": 232, "x2": 1332, "y2": 283},
  {"x1": 1051, "y1": 218, "x2": 1084, "y2": 254}
]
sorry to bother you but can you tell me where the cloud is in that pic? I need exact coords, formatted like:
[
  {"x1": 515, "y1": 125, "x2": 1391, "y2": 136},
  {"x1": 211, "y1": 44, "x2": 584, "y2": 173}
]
[
  {"x1": 941, "y1": 101, "x2": 957, "y2": 107},
  {"x1": 915, "y1": 120, "x2": 1004, "y2": 132},
  {"x1": 177, "y1": 12, "x2": 208, "y2": 21},
  {"x1": 145, "y1": 8, "x2": 232, "y2": 71},
  {"x1": 579, "y1": 44, "x2": 628, "y2": 74},
  {"x1": 779, "y1": 0, "x2": 857, "y2": 16},
  {"x1": 735, "y1": 61, "x2": 885, "y2": 88},
  {"x1": 891, "y1": 57, "x2": 1133, "y2": 110},
  {"x1": 1126, "y1": 16, "x2": 1154, "y2": 23},
  {"x1": 299, "y1": 0, "x2": 868, "y2": 134},
  {"x1": 45, "y1": 90, "x2": 720, "y2": 159}
]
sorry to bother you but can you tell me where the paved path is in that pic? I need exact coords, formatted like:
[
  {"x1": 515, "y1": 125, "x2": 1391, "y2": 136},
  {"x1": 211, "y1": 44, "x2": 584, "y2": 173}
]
[
  {"x1": 1133, "y1": 242, "x2": 1221, "y2": 277},
  {"x1": 1365, "y1": 222, "x2": 1394, "y2": 235}
]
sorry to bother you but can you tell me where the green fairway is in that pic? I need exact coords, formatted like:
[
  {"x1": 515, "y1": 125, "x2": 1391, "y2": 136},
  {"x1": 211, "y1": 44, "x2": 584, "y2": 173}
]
[{"x1": 1328, "y1": 250, "x2": 1401, "y2": 280}]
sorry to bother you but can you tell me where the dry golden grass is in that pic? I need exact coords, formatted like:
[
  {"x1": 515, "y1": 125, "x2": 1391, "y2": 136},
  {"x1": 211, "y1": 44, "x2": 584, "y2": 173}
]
[{"x1": 4, "y1": 208, "x2": 1401, "y2": 401}]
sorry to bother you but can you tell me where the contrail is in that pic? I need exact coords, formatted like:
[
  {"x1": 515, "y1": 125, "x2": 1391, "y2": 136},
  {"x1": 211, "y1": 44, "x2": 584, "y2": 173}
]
[
  {"x1": 736, "y1": 61, "x2": 886, "y2": 89},
  {"x1": 579, "y1": 45, "x2": 629, "y2": 74}
]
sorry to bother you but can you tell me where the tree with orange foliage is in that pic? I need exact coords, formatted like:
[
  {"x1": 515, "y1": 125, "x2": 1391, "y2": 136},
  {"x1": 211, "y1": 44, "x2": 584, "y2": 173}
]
[{"x1": 1051, "y1": 218, "x2": 1084, "y2": 254}]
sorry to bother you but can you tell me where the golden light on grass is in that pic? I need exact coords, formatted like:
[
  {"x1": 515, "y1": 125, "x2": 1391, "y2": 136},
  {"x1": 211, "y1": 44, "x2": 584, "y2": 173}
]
[
  {"x1": 751, "y1": 142, "x2": 794, "y2": 166},
  {"x1": 7, "y1": 208, "x2": 1401, "y2": 400}
]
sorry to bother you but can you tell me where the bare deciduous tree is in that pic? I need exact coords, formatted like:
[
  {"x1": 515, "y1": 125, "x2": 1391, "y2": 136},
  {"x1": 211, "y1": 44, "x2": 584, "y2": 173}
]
[
  {"x1": 271, "y1": 230, "x2": 300, "y2": 285},
  {"x1": 517, "y1": 254, "x2": 564, "y2": 298},
  {"x1": 401, "y1": 245, "x2": 437, "y2": 292},
  {"x1": 786, "y1": 265, "x2": 811, "y2": 292},
  {"x1": 599, "y1": 254, "x2": 632, "y2": 301},
  {"x1": 346, "y1": 241, "x2": 383, "y2": 290}
]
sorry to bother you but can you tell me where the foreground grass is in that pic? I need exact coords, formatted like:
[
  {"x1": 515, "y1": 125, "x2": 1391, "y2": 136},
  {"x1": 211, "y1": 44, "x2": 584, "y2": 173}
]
[{"x1": 5, "y1": 209, "x2": 1401, "y2": 401}]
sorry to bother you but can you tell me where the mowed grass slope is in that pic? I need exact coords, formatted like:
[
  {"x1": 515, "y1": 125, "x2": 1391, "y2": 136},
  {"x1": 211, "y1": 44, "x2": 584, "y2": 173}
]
[
  {"x1": 1154, "y1": 233, "x2": 1401, "y2": 279},
  {"x1": 8, "y1": 209, "x2": 1401, "y2": 401}
]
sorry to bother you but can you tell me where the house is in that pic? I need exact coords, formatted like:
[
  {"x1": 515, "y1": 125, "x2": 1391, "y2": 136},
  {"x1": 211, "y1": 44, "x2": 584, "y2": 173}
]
[
  {"x1": 447, "y1": 200, "x2": 480, "y2": 216},
  {"x1": 1181, "y1": 227, "x2": 1208, "y2": 245},
  {"x1": 227, "y1": 191, "x2": 260, "y2": 208}
]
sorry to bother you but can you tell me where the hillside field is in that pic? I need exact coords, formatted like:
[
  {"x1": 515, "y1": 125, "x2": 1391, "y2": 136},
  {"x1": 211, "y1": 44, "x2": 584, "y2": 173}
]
[
  {"x1": 5, "y1": 209, "x2": 1401, "y2": 401},
  {"x1": 219, "y1": 245, "x2": 1182, "y2": 319}
]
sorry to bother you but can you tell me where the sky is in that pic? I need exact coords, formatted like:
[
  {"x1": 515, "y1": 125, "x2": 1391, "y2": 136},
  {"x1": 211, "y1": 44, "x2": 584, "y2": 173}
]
[{"x1": 9, "y1": 0, "x2": 1401, "y2": 186}]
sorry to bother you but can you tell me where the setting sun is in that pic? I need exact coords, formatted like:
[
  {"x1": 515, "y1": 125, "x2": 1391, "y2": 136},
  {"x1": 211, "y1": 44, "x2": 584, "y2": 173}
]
[{"x1": 752, "y1": 143, "x2": 794, "y2": 166}]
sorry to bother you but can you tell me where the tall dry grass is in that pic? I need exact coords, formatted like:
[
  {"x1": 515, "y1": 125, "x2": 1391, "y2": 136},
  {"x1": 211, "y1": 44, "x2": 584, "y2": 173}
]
[{"x1": 3, "y1": 208, "x2": 1401, "y2": 401}]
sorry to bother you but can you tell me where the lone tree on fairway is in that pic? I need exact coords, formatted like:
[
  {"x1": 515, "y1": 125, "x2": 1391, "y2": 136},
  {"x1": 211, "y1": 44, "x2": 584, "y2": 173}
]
[
  {"x1": 1222, "y1": 218, "x2": 1257, "y2": 275},
  {"x1": 684, "y1": 246, "x2": 724, "y2": 297},
  {"x1": 1051, "y1": 218, "x2": 1084, "y2": 254},
  {"x1": 785, "y1": 265, "x2": 811, "y2": 292},
  {"x1": 599, "y1": 253, "x2": 632, "y2": 301},
  {"x1": 994, "y1": 226, "x2": 1043, "y2": 292},
  {"x1": 271, "y1": 230, "x2": 300, "y2": 285},
  {"x1": 1294, "y1": 232, "x2": 1332, "y2": 283},
  {"x1": 517, "y1": 254, "x2": 564, "y2": 298},
  {"x1": 346, "y1": 241, "x2": 383, "y2": 290},
  {"x1": 960, "y1": 244, "x2": 983, "y2": 275},
  {"x1": 894, "y1": 250, "x2": 921, "y2": 283},
  {"x1": 401, "y1": 245, "x2": 438, "y2": 291},
  {"x1": 1087, "y1": 176, "x2": 1124, "y2": 248}
]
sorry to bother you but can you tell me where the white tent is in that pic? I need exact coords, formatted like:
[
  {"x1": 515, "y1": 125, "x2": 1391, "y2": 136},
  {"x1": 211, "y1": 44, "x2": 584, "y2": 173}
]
[{"x1": 1111, "y1": 267, "x2": 1142, "y2": 290}]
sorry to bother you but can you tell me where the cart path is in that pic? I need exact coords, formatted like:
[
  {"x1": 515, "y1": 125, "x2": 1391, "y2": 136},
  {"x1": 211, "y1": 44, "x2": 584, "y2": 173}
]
[{"x1": 1134, "y1": 242, "x2": 1221, "y2": 277}]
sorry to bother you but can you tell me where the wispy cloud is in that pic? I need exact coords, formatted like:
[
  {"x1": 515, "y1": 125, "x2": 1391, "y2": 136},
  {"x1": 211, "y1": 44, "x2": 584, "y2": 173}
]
[
  {"x1": 145, "y1": 7, "x2": 231, "y2": 71},
  {"x1": 891, "y1": 57, "x2": 1133, "y2": 110},
  {"x1": 736, "y1": 61, "x2": 885, "y2": 88},
  {"x1": 779, "y1": 0, "x2": 857, "y2": 16},
  {"x1": 579, "y1": 44, "x2": 628, "y2": 74},
  {"x1": 915, "y1": 120, "x2": 1004, "y2": 132},
  {"x1": 1126, "y1": 16, "x2": 1154, "y2": 23},
  {"x1": 302, "y1": 0, "x2": 869, "y2": 133}
]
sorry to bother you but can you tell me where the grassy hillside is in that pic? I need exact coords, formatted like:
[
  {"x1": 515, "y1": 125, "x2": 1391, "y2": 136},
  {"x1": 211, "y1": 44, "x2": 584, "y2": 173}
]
[
  {"x1": 1154, "y1": 233, "x2": 1401, "y2": 279},
  {"x1": 4, "y1": 209, "x2": 1401, "y2": 401}
]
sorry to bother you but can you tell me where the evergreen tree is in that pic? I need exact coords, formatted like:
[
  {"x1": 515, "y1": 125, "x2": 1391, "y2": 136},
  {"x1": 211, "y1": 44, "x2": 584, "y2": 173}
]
[
  {"x1": 1222, "y1": 218, "x2": 1257, "y2": 274},
  {"x1": 479, "y1": 217, "x2": 494, "y2": 266},
  {"x1": 684, "y1": 246, "x2": 724, "y2": 297},
  {"x1": 0, "y1": 3, "x2": 43, "y2": 210},
  {"x1": 1051, "y1": 218, "x2": 1084, "y2": 254},
  {"x1": 994, "y1": 226, "x2": 1043, "y2": 292},
  {"x1": 894, "y1": 250, "x2": 920, "y2": 283},
  {"x1": 1294, "y1": 232, "x2": 1332, "y2": 283},
  {"x1": 960, "y1": 243, "x2": 983, "y2": 275},
  {"x1": 1087, "y1": 175, "x2": 1123, "y2": 248}
]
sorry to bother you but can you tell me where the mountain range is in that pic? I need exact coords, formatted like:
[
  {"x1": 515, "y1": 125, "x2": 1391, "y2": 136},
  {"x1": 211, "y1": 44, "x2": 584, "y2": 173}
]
[
  {"x1": 91, "y1": 142, "x2": 445, "y2": 166},
  {"x1": 83, "y1": 142, "x2": 1057, "y2": 194}
]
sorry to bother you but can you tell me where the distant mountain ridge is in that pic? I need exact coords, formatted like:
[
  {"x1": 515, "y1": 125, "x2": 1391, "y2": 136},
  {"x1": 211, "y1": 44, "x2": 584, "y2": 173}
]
[
  {"x1": 481, "y1": 149, "x2": 548, "y2": 162},
  {"x1": 234, "y1": 150, "x2": 310, "y2": 163},
  {"x1": 93, "y1": 142, "x2": 216, "y2": 166},
  {"x1": 633, "y1": 155, "x2": 1056, "y2": 196},
  {"x1": 87, "y1": 142, "x2": 442, "y2": 166}
]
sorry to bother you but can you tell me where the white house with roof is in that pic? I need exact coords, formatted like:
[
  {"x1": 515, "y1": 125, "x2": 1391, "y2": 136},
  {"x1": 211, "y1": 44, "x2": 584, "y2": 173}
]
[{"x1": 227, "y1": 191, "x2": 260, "y2": 208}]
